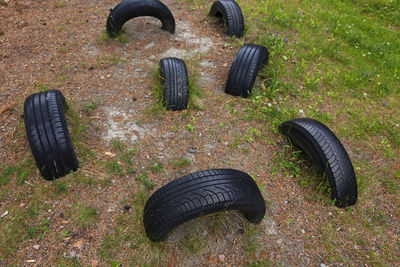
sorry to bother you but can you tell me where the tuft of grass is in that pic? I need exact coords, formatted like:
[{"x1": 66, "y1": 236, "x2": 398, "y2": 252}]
[
  {"x1": 106, "y1": 161, "x2": 124, "y2": 176},
  {"x1": 72, "y1": 204, "x2": 98, "y2": 228},
  {"x1": 83, "y1": 99, "x2": 100, "y2": 113},
  {"x1": 100, "y1": 29, "x2": 128, "y2": 44},
  {"x1": 0, "y1": 166, "x2": 15, "y2": 185},
  {"x1": 172, "y1": 158, "x2": 191, "y2": 168},
  {"x1": 149, "y1": 160, "x2": 163, "y2": 173},
  {"x1": 99, "y1": 187, "x2": 164, "y2": 265},
  {"x1": 34, "y1": 83, "x2": 50, "y2": 92},
  {"x1": 135, "y1": 172, "x2": 153, "y2": 190},
  {"x1": 112, "y1": 140, "x2": 125, "y2": 151},
  {"x1": 95, "y1": 53, "x2": 126, "y2": 68},
  {"x1": 181, "y1": 233, "x2": 205, "y2": 254},
  {"x1": 148, "y1": 65, "x2": 167, "y2": 115}
]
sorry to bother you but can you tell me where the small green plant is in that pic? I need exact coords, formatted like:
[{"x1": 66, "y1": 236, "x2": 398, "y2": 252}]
[
  {"x1": 83, "y1": 99, "x2": 100, "y2": 113},
  {"x1": 106, "y1": 161, "x2": 124, "y2": 176},
  {"x1": 100, "y1": 29, "x2": 128, "y2": 44},
  {"x1": 112, "y1": 140, "x2": 124, "y2": 151},
  {"x1": 0, "y1": 166, "x2": 15, "y2": 185},
  {"x1": 172, "y1": 158, "x2": 191, "y2": 168},
  {"x1": 186, "y1": 123, "x2": 195, "y2": 132},
  {"x1": 55, "y1": 180, "x2": 67, "y2": 194},
  {"x1": 181, "y1": 233, "x2": 205, "y2": 254},
  {"x1": 135, "y1": 173, "x2": 153, "y2": 190},
  {"x1": 74, "y1": 204, "x2": 98, "y2": 227},
  {"x1": 149, "y1": 160, "x2": 163, "y2": 173},
  {"x1": 34, "y1": 83, "x2": 50, "y2": 92}
]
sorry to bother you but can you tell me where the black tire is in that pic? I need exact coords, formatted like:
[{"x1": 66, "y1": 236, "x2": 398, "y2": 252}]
[
  {"x1": 24, "y1": 90, "x2": 79, "y2": 180},
  {"x1": 143, "y1": 169, "x2": 266, "y2": 241},
  {"x1": 209, "y1": 0, "x2": 244, "y2": 37},
  {"x1": 159, "y1": 57, "x2": 189, "y2": 111},
  {"x1": 106, "y1": 0, "x2": 176, "y2": 38},
  {"x1": 225, "y1": 44, "x2": 269, "y2": 98},
  {"x1": 279, "y1": 118, "x2": 357, "y2": 207}
]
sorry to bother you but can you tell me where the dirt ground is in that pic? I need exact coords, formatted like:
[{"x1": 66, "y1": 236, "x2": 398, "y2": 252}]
[{"x1": 0, "y1": 0, "x2": 399, "y2": 266}]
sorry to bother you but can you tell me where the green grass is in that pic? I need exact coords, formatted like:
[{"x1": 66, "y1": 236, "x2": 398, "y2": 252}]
[
  {"x1": 136, "y1": 172, "x2": 154, "y2": 190},
  {"x1": 99, "y1": 187, "x2": 164, "y2": 265},
  {"x1": 71, "y1": 204, "x2": 98, "y2": 228},
  {"x1": 172, "y1": 158, "x2": 191, "y2": 168}
]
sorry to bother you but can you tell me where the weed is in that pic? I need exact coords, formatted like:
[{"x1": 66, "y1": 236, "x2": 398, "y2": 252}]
[
  {"x1": 149, "y1": 160, "x2": 163, "y2": 173},
  {"x1": 0, "y1": 166, "x2": 15, "y2": 185},
  {"x1": 99, "y1": 188, "x2": 164, "y2": 265},
  {"x1": 186, "y1": 123, "x2": 195, "y2": 132},
  {"x1": 112, "y1": 140, "x2": 125, "y2": 151},
  {"x1": 106, "y1": 161, "x2": 124, "y2": 176},
  {"x1": 83, "y1": 99, "x2": 100, "y2": 113},
  {"x1": 34, "y1": 83, "x2": 50, "y2": 92},
  {"x1": 95, "y1": 53, "x2": 126, "y2": 68},
  {"x1": 73, "y1": 204, "x2": 98, "y2": 228},
  {"x1": 100, "y1": 29, "x2": 128, "y2": 44},
  {"x1": 181, "y1": 233, "x2": 205, "y2": 254},
  {"x1": 172, "y1": 158, "x2": 191, "y2": 168},
  {"x1": 136, "y1": 173, "x2": 153, "y2": 190}
]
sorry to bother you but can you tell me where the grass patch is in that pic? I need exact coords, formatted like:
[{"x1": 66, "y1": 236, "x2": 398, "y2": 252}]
[
  {"x1": 99, "y1": 187, "x2": 164, "y2": 265},
  {"x1": 100, "y1": 29, "x2": 128, "y2": 44},
  {"x1": 135, "y1": 172, "x2": 153, "y2": 190},
  {"x1": 71, "y1": 204, "x2": 98, "y2": 228},
  {"x1": 172, "y1": 158, "x2": 191, "y2": 168}
]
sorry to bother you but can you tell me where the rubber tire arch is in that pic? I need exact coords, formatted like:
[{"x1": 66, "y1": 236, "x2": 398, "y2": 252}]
[
  {"x1": 209, "y1": 0, "x2": 244, "y2": 37},
  {"x1": 24, "y1": 90, "x2": 79, "y2": 180},
  {"x1": 159, "y1": 57, "x2": 189, "y2": 111},
  {"x1": 107, "y1": 0, "x2": 176, "y2": 38},
  {"x1": 279, "y1": 118, "x2": 358, "y2": 207},
  {"x1": 143, "y1": 169, "x2": 266, "y2": 241},
  {"x1": 225, "y1": 44, "x2": 269, "y2": 98}
]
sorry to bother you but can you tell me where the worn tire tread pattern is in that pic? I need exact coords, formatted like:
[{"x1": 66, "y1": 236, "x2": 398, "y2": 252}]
[
  {"x1": 225, "y1": 44, "x2": 269, "y2": 97},
  {"x1": 209, "y1": 0, "x2": 244, "y2": 37},
  {"x1": 279, "y1": 118, "x2": 357, "y2": 207},
  {"x1": 107, "y1": 0, "x2": 175, "y2": 37},
  {"x1": 160, "y1": 57, "x2": 189, "y2": 111},
  {"x1": 24, "y1": 90, "x2": 78, "y2": 180},
  {"x1": 143, "y1": 169, "x2": 266, "y2": 241}
]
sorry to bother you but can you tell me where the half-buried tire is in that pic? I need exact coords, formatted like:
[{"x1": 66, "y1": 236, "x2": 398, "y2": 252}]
[
  {"x1": 143, "y1": 169, "x2": 266, "y2": 241},
  {"x1": 279, "y1": 118, "x2": 358, "y2": 207},
  {"x1": 225, "y1": 44, "x2": 269, "y2": 98},
  {"x1": 107, "y1": 0, "x2": 176, "y2": 38},
  {"x1": 209, "y1": 0, "x2": 244, "y2": 37},
  {"x1": 24, "y1": 90, "x2": 78, "y2": 180},
  {"x1": 159, "y1": 57, "x2": 189, "y2": 111}
]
